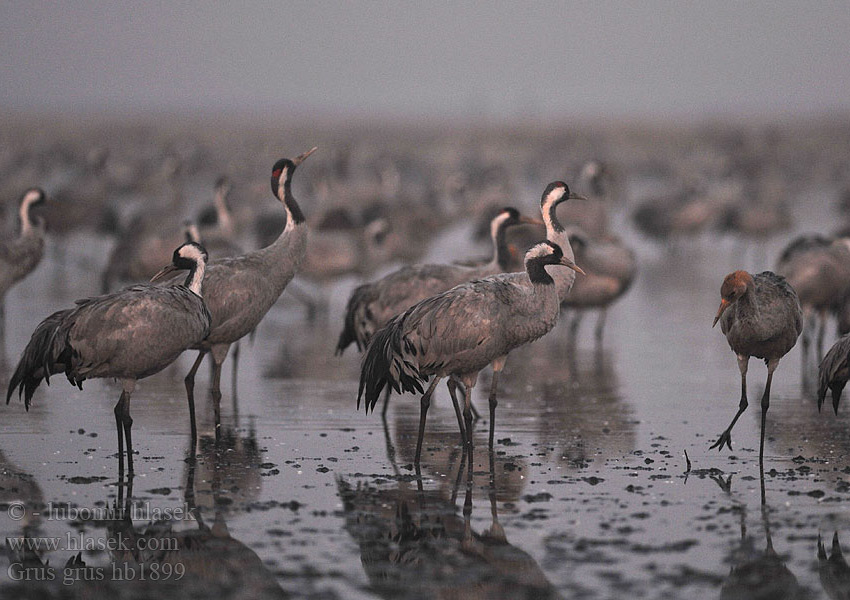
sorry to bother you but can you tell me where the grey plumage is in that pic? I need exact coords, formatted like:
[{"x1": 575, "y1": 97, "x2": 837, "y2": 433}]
[
  {"x1": 358, "y1": 240, "x2": 583, "y2": 462},
  {"x1": 0, "y1": 189, "x2": 47, "y2": 345},
  {"x1": 818, "y1": 334, "x2": 850, "y2": 415},
  {"x1": 562, "y1": 228, "x2": 637, "y2": 341},
  {"x1": 336, "y1": 207, "x2": 538, "y2": 355},
  {"x1": 197, "y1": 176, "x2": 244, "y2": 259},
  {"x1": 710, "y1": 270, "x2": 803, "y2": 465},
  {"x1": 179, "y1": 148, "x2": 316, "y2": 441},
  {"x1": 717, "y1": 271, "x2": 803, "y2": 360},
  {"x1": 776, "y1": 236, "x2": 850, "y2": 360},
  {"x1": 7, "y1": 242, "x2": 211, "y2": 474}
]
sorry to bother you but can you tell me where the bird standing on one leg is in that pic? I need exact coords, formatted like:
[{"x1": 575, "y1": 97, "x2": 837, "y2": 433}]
[
  {"x1": 358, "y1": 241, "x2": 584, "y2": 464},
  {"x1": 709, "y1": 270, "x2": 802, "y2": 466},
  {"x1": 7, "y1": 242, "x2": 212, "y2": 475}
]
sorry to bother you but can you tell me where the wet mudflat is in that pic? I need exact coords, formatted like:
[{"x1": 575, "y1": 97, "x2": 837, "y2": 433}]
[{"x1": 0, "y1": 182, "x2": 848, "y2": 599}]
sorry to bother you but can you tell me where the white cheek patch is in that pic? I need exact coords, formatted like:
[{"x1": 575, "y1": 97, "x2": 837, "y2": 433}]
[{"x1": 279, "y1": 167, "x2": 289, "y2": 184}]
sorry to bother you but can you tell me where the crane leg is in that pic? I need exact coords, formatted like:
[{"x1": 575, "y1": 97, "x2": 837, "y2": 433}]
[
  {"x1": 231, "y1": 341, "x2": 240, "y2": 412},
  {"x1": 759, "y1": 360, "x2": 777, "y2": 468},
  {"x1": 380, "y1": 386, "x2": 392, "y2": 419},
  {"x1": 114, "y1": 393, "x2": 125, "y2": 476},
  {"x1": 800, "y1": 307, "x2": 813, "y2": 368},
  {"x1": 817, "y1": 309, "x2": 827, "y2": 363},
  {"x1": 184, "y1": 350, "x2": 207, "y2": 446},
  {"x1": 122, "y1": 394, "x2": 134, "y2": 475},
  {"x1": 447, "y1": 379, "x2": 466, "y2": 445},
  {"x1": 569, "y1": 311, "x2": 582, "y2": 340},
  {"x1": 114, "y1": 380, "x2": 136, "y2": 475},
  {"x1": 710, "y1": 355, "x2": 749, "y2": 452},
  {"x1": 594, "y1": 310, "x2": 607, "y2": 343},
  {"x1": 470, "y1": 400, "x2": 481, "y2": 421},
  {"x1": 488, "y1": 356, "x2": 507, "y2": 449},
  {"x1": 462, "y1": 382, "x2": 476, "y2": 479},
  {"x1": 463, "y1": 382, "x2": 475, "y2": 452},
  {"x1": 414, "y1": 377, "x2": 441, "y2": 464},
  {"x1": 210, "y1": 344, "x2": 229, "y2": 443}
]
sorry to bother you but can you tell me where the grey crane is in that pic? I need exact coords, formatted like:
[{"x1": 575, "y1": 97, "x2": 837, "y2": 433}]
[
  {"x1": 456, "y1": 181, "x2": 587, "y2": 444},
  {"x1": 180, "y1": 148, "x2": 316, "y2": 442},
  {"x1": 0, "y1": 188, "x2": 46, "y2": 350},
  {"x1": 197, "y1": 176, "x2": 244, "y2": 259},
  {"x1": 776, "y1": 236, "x2": 850, "y2": 361},
  {"x1": 355, "y1": 181, "x2": 583, "y2": 439},
  {"x1": 817, "y1": 333, "x2": 850, "y2": 415},
  {"x1": 709, "y1": 270, "x2": 803, "y2": 466},
  {"x1": 6, "y1": 242, "x2": 211, "y2": 475},
  {"x1": 562, "y1": 229, "x2": 637, "y2": 342},
  {"x1": 358, "y1": 240, "x2": 584, "y2": 464},
  {"x1": 338, "y1": 206, "x2": 541, "y2": 419},
  {"x1": 337, "y1": 206, "x2": 542, "y2": 356}
]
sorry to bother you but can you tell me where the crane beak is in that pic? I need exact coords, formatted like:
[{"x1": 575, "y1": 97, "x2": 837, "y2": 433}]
[
  {"x1": 567, "y1": 192, "x2": 588, "y2": 202},
  {"x1": 713, "y1": 299, "x2": 731, "y2": 327},
  {"x1": 293, "y1": 146, "x2": 318, "y2": 166},
  {"x1": 560, "y1": 257, "x2": 586, "y2": 275},
  {"x1": 519, "y1": 216, "x2": 544, "y2": 226},
  {"x1": 150, "y1": 264, "x2": 180, "y2": 283}
]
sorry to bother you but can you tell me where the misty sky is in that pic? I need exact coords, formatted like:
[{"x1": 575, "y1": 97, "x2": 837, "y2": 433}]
[{"x1": 2, "y1": 2, "x2": 850, "y2": 120}]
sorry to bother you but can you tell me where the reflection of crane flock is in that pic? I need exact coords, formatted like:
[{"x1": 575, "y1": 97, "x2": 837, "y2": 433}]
[{"x1": 1, "y1": 128, "x2": 849, "y2": 482}]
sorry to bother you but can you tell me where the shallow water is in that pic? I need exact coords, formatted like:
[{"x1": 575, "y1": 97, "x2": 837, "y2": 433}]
[{"x1": 0, "y1": 186, "x2": 848, "y2": 599}]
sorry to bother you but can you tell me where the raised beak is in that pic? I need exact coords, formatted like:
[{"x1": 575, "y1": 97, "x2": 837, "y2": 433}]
[
  {"x1": 567, "y1": 192, "x2": 588, "y2": 202},
  {"x1": 519, "y1": 216, "x2": 544, "y2": 226},
  {"x1": 560, "y1": 257, "x2": 586, "y2": 275},
  {"x1": 713, "y1": 299, "x2": 730, "y2": 328},
  {"x1": 293, "y1": 146, "x2": 318, "y2": 166},
  {"x1": 150, "y1": 264, "x2": 180, "y2": 283}
]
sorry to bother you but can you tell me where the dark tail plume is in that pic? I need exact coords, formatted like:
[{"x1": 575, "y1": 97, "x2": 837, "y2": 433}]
[
  {"x1": 336, "y1": 297, "x2": 360, "y2": 355},
  {"x1": 336, "y1": 283, "x2": 373, "y2": 356},
  {"x1": 6, "y1": 309, "x2": 73, "y2": 410},
  {"x1": 357, "y1": 318, "x2": 424, "y2": 413}
]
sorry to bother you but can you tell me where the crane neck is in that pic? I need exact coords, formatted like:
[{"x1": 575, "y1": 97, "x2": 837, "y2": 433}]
[
  {"x1": 526, "y1": 257, "x2": 555, "y2": 286},
  {"x1": 184, "y1": 259, "x2": 206, "y2": 297},
  {"x1": 486, "y1": 214, "x2": 513, "y2": 270},
  {"x1": 19, "y1": 194, "x2": 39, "y2": 236},
  {"x1": 214, "y1": 189, "x2": 234, "y2": 237},
  {"x1": 494, "y1": 223, "x2": 513, "y2": 270},
  {"x1": 280, "y1": 181, "x2": 306, "y2": 233},
  {"x1": 540, "y1": 201, "x2": 577, "y2": 300}
]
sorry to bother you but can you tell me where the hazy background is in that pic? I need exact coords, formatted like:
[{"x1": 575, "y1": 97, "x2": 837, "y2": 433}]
[{"x1": 2, "y1": 1, "x2": 850, "y2": 121}]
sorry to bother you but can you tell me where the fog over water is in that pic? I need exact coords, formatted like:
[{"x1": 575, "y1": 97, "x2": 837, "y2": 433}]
[{"x1": 2, "y1": 2, "x2": 850, "y2": 119}]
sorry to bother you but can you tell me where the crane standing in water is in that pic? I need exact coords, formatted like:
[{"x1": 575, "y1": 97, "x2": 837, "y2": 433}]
[
  {"x1": 179, "y1": 148, "x2": 315, "y2": 442},
  {"x1": 710, "y1": 270, "x2": 802, "y2": 466},
  {"x1": 358, "y1": 241, "x2": 584, "y2": 463},
  {"x1": 7, "y1": 242, "x2": 212, "y2": 475}
]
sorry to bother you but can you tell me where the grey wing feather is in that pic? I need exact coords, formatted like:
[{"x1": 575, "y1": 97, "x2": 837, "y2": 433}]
[{"x1": 358, "y1": 273, "x2": 540, "y2": 413}]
